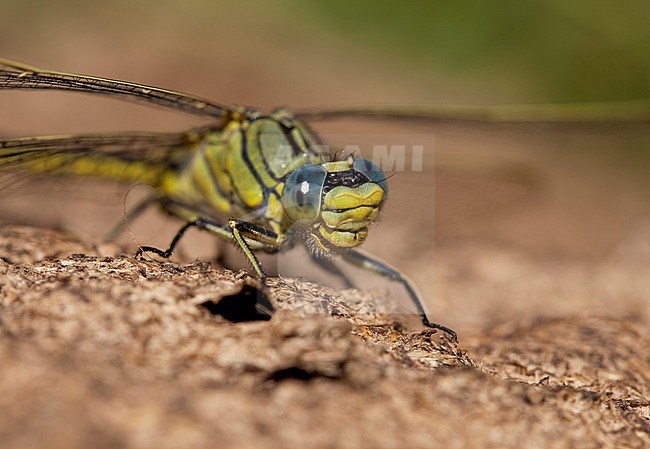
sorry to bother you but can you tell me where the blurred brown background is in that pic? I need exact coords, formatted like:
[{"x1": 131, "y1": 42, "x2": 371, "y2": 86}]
[{"x1": 1, "y1": 0, "x2": 649, "y2": 332}]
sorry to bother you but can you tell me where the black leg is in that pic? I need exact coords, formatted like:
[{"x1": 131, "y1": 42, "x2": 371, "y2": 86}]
[
  {"x1": 227, "y1": 218, "x2": 283, "y2": 281},
  {"x1": 136, "y1": 216, "x2": 282, "y2": 281},
  {"x1": 136, "y1": 218, "x2": 209, "y2": 258},
  {"x1": 341, "y1": 249, "x2": 457, "y2": 341}
]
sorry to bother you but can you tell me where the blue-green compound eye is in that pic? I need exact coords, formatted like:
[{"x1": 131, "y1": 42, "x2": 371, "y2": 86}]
[
  {"x1": 353, "y1": 158, "x2": 388, "y2": 194},
  {"x1": 281, "y1": 164, "x2": 327, "y2": 223}
]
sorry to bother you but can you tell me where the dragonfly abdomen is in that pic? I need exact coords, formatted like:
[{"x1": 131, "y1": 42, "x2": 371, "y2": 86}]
[{"x1": 0, "y1": 143, "x2": 164, "y2": 185}]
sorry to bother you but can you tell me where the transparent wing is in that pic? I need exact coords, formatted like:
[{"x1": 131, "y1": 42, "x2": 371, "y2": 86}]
[
  {"x1": 295, "y1": 101, "x2": 650, "y2": 125},
  {"x1": 0, "y1": 57, "x2": 233, "y2": 121}
]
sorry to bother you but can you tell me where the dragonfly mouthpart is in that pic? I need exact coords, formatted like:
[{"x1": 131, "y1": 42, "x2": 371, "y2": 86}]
[{"x1": 282, "y1": 157, "x2": 388, "y2": 256}]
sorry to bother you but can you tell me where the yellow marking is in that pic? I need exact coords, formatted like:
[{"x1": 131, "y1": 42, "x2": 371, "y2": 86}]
[
  {"x1": 213, "y1": 148, "x2": 237, "y2": 200},
  {"x1": 246, "y1": 120, "x2": 278, "y2": 187},
  {"x1": 321, "y1": 161, "x2": 352, "y2": 173},
  {"x1": 202, "y1": 140, "x2": 239, "y2": 203},
  {"x1": 323, "y1": 183, "x2": 384, "y2": 210},
  {"x1": 255, "y1": 119, "x2": 315, "y2": 179},
  {"x1": 159, "y1": 152, "x2": 233, "y2": 214},
  {"x1": 250, "y1": 157, "x2": 277, "y2": 188},
  {"x1": 224, "y1": 135, "x2": 264, "y2": 208},
  {"x1": 289, "y1": 127, "x2": 312, "y2": 159},
  {"x1": 160, "y1": 169, "x2": 198, "y2": 205},
  {"x1": 321, "y1": 206, "x2": 379, "y2": 230},
  {"x1": 191, "y1": 157, "x2": 232, "y2": 213},
  {"x1": 22, "y1": 155, "x2": 161, "y2": 184},
  {"x1": 308, "y1": 232, "x2": 331, "y2": 254},
  {"x1": 264, "y1": 195, "x2": 286, "y2": 229},
  {"x1": 318, "y1": 225, "x2": 368, "y2": 248},
  {"x1": 212, "y1": 124, "x2": 239, "y2": 199},
  {"x1": 271, "y1": 183, "x2": 294, "y2": 232}
]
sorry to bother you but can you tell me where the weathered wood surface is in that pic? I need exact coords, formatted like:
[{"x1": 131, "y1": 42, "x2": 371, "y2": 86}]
[{"x1": 0, "y1": 226, "x2": 648, "y2": 449}]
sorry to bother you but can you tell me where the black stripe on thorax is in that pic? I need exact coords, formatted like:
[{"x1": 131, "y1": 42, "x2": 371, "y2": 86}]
[
  {"x1": 254, "y1": 131, "x2": 282, "y2": 183},
  {"x1": 278, "y1": 121, "x2": 304, "y2": 158},
  {"x1": 257, "y1": 120, "x2": 311, "y2": 182},
  {"x1": 238, "y1": 127, "x2": 272, "y2": 210},
  {"x1": 201, "y1": 148, "x2": 231, "y2": 204}
]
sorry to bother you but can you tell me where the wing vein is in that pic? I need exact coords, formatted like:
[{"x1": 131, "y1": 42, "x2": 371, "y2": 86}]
[{"x1": 0, "y1": 57, "x2": 233, "y2": 121}]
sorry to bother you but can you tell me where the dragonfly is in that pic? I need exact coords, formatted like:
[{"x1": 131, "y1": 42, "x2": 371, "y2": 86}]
[{"x1": 2, "y1": 58, "x2": 650, "y2": 340}]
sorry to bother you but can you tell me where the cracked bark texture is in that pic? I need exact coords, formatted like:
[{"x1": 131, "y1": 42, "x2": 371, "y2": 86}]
[{"x1": 0, "y1": 225, "x2": 648, "y2": 449}]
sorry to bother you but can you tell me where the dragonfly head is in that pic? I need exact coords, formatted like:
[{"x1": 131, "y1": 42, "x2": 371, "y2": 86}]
[{"x1": 281, "y1": 156, "x2": 388, "y2": 256}]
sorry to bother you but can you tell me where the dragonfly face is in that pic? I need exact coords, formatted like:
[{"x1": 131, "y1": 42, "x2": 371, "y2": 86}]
[{"x1": 281, "y1": 156, "x2": 388, "y2": 256}]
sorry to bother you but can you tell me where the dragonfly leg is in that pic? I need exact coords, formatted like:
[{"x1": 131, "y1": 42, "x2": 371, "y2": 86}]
[
  {"x1": 341, "y1": 249, "x2": 457, "y2": 341},
  {"x1": 309, "y1": 253, "x2": 356, "y2": 289},
  {"x1": 136, "y1": 216, "x2": 282, "y2": 282},
  {"x1": 227, "y1": 218, "x2": 285, "y2": 281},
  {"x1": 136, "y1": 218, "x2": 208, "y2": 258},
  {"x1": 136, "y1": 217, "x2": 279, "y2": 320},
  {"x1": 103, "y1": 195, "x2": 158, "y2": 242}
]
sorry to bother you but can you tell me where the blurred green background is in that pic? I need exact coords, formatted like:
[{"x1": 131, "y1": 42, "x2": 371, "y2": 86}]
[
  {"x1": 312, "y1": 0, "x2": 650, "y2": 101},
  {"x1": 3, "y1": 0, "x2": 650, "y2": 109}
]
